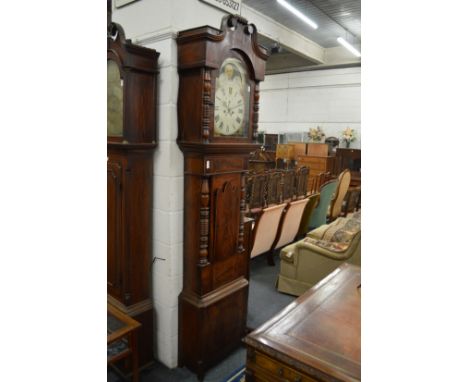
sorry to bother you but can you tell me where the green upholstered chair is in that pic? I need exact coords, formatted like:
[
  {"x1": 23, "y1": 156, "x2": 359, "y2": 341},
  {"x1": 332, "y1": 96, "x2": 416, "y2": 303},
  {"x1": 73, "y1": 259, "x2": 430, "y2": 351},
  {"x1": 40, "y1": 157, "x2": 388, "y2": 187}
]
[
  {"x1": 308, "y1": 179, "x2": 338, "y2": 230},
  {"x1": 296, "y1": 193, "x2": 320, "y2": 238},
  {"x1": 277, "y1": 212, "x2": 361, "y2": 296}
]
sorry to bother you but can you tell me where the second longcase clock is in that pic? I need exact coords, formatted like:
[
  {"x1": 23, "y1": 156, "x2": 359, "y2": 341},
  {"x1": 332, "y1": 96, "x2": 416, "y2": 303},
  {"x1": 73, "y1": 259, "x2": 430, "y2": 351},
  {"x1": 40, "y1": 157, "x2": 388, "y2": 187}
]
[{"x1": 177, "y1": 15, "x2": 268, "y2": 379}]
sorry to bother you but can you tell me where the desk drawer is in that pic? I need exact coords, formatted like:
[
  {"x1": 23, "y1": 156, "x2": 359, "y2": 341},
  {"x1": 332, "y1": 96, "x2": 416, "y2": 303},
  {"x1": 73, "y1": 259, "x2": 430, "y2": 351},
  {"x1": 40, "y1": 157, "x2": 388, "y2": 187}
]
[{"x1": 247, "y1": 351, "x2": 320, "y2": 382}]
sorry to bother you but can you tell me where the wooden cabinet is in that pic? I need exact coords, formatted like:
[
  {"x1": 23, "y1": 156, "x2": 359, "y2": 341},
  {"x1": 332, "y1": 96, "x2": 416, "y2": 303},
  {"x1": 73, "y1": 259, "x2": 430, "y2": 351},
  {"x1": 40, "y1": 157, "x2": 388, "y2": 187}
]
[
  {"x1": 107, "y1": 21, "x2": 159, "y2": 368},
  {"x1": 176, "y1": 15, "x2": 268, "y2": 380},
  {"x1": 296, "y1": 155, "x2": 335, "y2": 191},
  {"x1": 244, "y1": 264, "x2": 361, "y2": 382},
  {"x1": 334, "y1": 148, "x2": 361, "y2": 186}
]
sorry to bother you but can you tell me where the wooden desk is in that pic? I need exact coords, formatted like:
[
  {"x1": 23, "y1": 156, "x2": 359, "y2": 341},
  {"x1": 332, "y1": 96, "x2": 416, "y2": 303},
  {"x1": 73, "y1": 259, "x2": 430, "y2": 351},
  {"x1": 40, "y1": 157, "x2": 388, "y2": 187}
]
[
  {"x1": 244, "y1": 264, "x2": 361, "y2": 382},
  {"x1": 108, "y1": 303, "x2": 141, "y2": 382}
]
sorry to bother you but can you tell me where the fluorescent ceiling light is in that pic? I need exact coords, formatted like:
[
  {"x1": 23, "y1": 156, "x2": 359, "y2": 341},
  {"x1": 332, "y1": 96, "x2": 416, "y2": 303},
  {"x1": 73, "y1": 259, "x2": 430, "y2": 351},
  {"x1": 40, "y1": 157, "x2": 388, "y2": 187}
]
[
  {"x1": 277, "y1": 0, "x2": 318, "y2": 30},
  {"x1": 337, "y1": 37, "x2": 361, "y2": 57}
]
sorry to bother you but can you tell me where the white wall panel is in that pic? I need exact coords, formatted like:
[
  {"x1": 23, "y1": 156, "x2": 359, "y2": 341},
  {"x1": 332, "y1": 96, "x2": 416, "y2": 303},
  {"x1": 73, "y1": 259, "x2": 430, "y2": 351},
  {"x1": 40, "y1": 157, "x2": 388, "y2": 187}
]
[
  {"x1": 260, "y1": 90, "x2": 288, "y2": 122},
  {"x1": 259, "y1": 67, "x2": 361, "y2": 148}
]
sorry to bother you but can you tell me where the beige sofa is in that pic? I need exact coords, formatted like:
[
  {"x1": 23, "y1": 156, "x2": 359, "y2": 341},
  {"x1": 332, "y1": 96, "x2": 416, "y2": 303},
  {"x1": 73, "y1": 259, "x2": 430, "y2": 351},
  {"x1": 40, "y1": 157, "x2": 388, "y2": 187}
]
[{"x1": 277, "y1": 212, "x2": 361, "y2": 296}]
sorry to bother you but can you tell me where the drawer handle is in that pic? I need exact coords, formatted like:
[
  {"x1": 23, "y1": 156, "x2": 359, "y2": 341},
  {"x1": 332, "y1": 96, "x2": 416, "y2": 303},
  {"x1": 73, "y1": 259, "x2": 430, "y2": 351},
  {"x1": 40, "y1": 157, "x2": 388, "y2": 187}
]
[
  {"x1": 294, "y1": 376, "x2": 302, "y2": 382},
  {"x1": 277, "y1": 367, "x2": 284, "y2": 376}
]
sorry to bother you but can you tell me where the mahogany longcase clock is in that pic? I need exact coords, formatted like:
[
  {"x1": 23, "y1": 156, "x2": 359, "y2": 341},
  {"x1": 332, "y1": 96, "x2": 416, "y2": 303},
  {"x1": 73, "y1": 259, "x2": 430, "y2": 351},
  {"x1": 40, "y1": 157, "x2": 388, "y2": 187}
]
[
  {"x1": 107, "y1": 21, "x2": 159, "y2": 368},
  {"x1": 177, "y1": 15, "x2": 268, "y2": 379}
]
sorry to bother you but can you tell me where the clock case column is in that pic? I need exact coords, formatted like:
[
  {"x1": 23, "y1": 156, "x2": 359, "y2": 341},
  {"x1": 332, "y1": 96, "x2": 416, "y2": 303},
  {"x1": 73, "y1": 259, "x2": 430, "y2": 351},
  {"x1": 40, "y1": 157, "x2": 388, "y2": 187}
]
[{"x1": 176, "y1": 16, "x2": 268, "y2": 380}]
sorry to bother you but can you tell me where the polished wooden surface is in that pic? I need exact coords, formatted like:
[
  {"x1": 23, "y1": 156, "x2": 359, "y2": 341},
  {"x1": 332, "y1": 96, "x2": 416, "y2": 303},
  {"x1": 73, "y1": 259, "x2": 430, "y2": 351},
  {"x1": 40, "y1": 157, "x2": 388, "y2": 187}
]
[
  {"x1": 334, "y1": 148, "x2": 361, "y2": 183},
  {"x1": 107, "y1": 21, "x2": 159, "y2": 367},
  {"x1": 297, "y1": 155, "x2": 335, "y2": 192},
  {"x1": 306, "y1": 143, "x2": 329, "y2": 157},
  {"x1": 177, "y1": 15, "x2": 268, "y2": 380},
  {"x1": 244, "y1": 264, "x2": 361, "y2": 382}
]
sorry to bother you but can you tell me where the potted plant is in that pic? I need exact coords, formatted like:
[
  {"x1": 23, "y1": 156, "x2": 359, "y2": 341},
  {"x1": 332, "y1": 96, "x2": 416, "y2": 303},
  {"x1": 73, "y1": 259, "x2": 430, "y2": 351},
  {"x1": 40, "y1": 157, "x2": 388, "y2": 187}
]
[
  {"x1": 308, "y1": 126, "x2": 325, "y2": 143},
  {"x1": 341, "y1": 127, "x2": 356, "y2": 148}
]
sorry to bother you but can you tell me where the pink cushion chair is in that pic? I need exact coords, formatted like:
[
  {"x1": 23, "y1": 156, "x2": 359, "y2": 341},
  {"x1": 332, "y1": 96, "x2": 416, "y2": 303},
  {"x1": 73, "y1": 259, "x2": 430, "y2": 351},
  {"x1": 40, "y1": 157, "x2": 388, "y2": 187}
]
[{"x1": 250, "y1": 203, "x2": 287, "y2": 260}]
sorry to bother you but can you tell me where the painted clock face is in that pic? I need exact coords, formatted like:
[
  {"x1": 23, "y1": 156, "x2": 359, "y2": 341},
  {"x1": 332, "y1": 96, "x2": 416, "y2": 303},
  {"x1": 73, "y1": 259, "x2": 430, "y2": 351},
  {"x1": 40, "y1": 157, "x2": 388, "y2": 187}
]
[{"x1": 214, "y1": 58, "x2": 250, "y2": 137}]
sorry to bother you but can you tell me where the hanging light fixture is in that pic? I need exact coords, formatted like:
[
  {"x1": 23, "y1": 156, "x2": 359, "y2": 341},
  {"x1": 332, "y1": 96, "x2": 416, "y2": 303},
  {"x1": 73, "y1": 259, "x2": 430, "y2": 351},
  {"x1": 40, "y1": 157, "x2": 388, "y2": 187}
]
[
  {"x1": 276, "y1": 0, "x2": 318, "y2": 30},
  {"x1": 337, "y1": 37, "x2": 361, "y2": 57}
]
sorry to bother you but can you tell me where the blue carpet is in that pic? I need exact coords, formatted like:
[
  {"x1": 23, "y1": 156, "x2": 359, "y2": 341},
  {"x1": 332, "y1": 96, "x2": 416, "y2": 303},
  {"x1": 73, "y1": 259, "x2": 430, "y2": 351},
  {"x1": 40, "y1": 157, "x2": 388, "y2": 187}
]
[{"x1": 222, "y1": 365, "x2": 245, "y2": 382}]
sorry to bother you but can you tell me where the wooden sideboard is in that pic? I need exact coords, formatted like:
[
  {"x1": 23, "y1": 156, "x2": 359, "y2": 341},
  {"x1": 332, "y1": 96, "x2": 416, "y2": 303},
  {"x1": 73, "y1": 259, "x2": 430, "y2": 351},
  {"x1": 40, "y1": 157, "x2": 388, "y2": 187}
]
[
  {"x1": 297, "y1": 155, "x2": 335, "y2": 191},
  {"x1": 244, "y1": 264, "x2": 361, "y2": 382}
]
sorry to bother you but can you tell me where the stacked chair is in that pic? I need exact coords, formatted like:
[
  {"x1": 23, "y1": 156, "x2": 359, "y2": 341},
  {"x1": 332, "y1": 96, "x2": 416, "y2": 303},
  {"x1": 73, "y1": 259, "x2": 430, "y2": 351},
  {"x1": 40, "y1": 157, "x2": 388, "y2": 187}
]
[
  {"x1": 246, "y1": 167, "x2": 312, "y2": 265},
  {"x1": 246, "y1": 167, "x2": 356, "y2": 268}
]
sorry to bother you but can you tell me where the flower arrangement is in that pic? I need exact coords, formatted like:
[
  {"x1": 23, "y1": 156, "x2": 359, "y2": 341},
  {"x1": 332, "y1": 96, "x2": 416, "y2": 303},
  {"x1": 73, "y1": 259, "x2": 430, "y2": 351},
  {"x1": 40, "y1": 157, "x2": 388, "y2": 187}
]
[
  {"x1": 308, "y1": 126, "x2": 325, "y2": 142},
  {"x1": 341, "y1": 127, "x2": 356, "y2": 147}
]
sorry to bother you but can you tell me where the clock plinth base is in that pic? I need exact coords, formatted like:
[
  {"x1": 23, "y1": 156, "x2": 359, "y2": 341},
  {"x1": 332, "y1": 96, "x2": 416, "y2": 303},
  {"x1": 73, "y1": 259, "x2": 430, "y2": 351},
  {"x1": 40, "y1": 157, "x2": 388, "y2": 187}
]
[{"x1": 178, "y1": 278, "x2": 249, "y2": 378}]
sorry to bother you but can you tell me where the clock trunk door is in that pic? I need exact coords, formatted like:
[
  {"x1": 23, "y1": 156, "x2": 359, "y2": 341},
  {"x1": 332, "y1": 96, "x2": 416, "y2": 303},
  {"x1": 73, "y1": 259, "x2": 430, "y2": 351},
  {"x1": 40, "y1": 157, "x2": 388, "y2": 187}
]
[{"x1": 210, "y1": 173, "x2": 243, "y2": 290}]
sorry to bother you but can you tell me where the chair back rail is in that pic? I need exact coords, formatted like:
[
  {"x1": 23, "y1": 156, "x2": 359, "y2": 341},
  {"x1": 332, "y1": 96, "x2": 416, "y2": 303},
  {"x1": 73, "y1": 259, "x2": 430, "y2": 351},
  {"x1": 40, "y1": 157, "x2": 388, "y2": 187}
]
[
  {"x1": 245, "y1": 167, "x2": 310, "y2": 215},
  {"x1": 266, "y1": 170, "x2": 282, "y2": 206}
]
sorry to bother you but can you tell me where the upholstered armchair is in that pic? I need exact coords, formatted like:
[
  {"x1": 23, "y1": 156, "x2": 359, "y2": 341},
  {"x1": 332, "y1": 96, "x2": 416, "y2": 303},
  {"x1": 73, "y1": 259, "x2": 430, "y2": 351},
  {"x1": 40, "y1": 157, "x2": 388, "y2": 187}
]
[{"x1": 277, "y1": 212, "x2": 361, "y2": 296}]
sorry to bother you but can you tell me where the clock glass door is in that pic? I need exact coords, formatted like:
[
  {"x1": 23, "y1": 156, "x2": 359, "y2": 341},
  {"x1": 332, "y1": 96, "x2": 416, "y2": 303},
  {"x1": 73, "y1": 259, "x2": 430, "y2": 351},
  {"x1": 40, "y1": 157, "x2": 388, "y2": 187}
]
[
  {"x1": 107, "y1": 60, "x2": 124, "y2": 137},
  {"x1": 214, "y1": 58, "x2": 250, "y2": 138}
]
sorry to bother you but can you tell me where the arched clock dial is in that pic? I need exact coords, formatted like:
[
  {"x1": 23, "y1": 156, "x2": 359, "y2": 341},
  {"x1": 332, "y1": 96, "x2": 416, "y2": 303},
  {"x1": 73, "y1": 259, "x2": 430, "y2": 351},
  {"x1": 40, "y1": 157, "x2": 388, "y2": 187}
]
[{"x1": 214, "y1": 58, "x2": 250, "y2": 137}]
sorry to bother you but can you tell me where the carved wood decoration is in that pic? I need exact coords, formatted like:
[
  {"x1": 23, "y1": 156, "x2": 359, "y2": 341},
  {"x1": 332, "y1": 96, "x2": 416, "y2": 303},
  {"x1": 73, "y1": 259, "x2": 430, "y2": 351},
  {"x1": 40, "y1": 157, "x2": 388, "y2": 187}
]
[
  {"x1": 295, "y1": 166, "x2": 310, "y2": 199},
  {"x1": 281, "y1": 169, "x2": 295, "y2": 202},
  {"x1": 107, "y1": 21, "x2": 159, "y2": 369},
  {"x1": 177, "y1": 15, "x2": 268, "y2": 380},
  {"x1": 266, "y1": 171, "x2": 282, "y2": 205},
  {"x1": 247, "y1": 173, "x2": 268, "y2": 210}
]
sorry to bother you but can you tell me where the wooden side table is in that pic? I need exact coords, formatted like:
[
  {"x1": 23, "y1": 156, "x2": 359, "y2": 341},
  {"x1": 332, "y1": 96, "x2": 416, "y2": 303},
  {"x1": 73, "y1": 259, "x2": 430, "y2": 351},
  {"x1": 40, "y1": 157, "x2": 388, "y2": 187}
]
[{"x1": 107, "y1": 303, "x2": 141, "y2": 382}]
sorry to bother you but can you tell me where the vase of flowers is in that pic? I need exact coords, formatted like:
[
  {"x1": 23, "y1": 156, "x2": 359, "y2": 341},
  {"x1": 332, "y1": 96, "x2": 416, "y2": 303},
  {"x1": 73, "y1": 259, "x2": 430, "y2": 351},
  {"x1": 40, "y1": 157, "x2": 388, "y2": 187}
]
[
  {"x1": 341, "y1": 127, "x2": 356, "y2": 148},
  {"x1": 308, "y1": 126, "x2": 325, "y2": 143}
]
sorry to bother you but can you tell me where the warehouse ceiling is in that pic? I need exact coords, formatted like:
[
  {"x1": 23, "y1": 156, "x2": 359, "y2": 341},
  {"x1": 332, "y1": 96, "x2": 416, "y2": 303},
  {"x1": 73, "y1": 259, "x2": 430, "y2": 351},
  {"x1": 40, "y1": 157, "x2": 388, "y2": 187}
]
[{"x1": 244, "y1": 0, "x2": 361, "y2": 73}]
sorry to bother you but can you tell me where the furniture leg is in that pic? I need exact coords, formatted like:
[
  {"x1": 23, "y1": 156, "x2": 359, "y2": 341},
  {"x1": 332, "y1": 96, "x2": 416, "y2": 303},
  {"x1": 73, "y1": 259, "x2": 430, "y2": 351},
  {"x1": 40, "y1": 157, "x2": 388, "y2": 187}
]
[
  {"x1": 267, "y1": 250, "x2": 275, "y2": 266},
  {"x1": 131, "y1": 333, "x2": 139, "y2": 382}
]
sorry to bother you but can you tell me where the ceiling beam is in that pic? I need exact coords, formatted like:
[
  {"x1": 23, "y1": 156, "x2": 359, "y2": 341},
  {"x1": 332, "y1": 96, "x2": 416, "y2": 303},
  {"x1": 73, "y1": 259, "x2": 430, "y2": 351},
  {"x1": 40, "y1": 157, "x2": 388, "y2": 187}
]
[{"x1": 242, "y1": 4, "x2": 325, "y2": 64}]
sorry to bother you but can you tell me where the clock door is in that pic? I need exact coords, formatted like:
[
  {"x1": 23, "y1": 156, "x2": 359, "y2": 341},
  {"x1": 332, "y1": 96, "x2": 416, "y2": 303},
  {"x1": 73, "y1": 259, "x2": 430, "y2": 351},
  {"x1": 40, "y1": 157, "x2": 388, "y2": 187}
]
[{"x1": 211, "y1": 174, "x2": 242, "y2": 289}]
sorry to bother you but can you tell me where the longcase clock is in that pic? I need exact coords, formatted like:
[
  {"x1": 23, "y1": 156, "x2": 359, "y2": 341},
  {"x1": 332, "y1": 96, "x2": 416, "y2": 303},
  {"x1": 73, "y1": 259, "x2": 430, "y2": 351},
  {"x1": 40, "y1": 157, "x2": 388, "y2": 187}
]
[
  {"x1": 176, "y1": 15, "x2": 268, "y2": 379},
  {"x1": 107, "y1": 21, "x2": 159, "y2": 368}
]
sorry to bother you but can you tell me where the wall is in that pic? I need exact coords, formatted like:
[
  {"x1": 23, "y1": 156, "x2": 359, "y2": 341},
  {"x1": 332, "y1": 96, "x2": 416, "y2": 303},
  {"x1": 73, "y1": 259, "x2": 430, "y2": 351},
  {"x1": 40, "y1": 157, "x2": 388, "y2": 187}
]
[{"x1": 259, "y1": 67, "x2": 361, "y2": 148}]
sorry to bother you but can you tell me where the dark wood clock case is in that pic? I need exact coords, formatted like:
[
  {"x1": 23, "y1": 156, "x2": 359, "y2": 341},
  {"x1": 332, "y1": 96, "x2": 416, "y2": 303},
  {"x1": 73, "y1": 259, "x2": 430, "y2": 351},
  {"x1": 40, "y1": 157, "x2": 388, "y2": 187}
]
[
  {"x1": 177, "y1": 15, "x2": 268, "y2": 379},
  {"x1": 107, "y1": 21, "x2": 159, "y2": 368}
]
